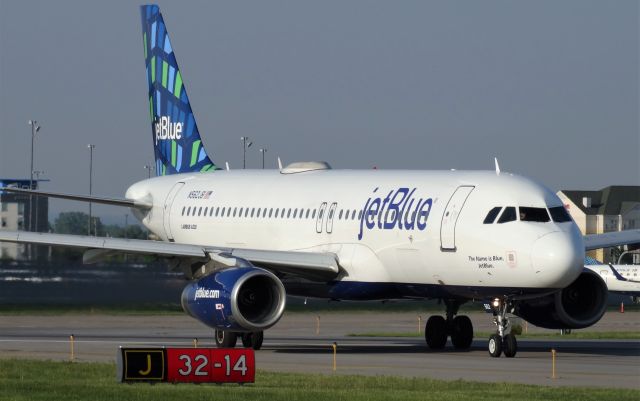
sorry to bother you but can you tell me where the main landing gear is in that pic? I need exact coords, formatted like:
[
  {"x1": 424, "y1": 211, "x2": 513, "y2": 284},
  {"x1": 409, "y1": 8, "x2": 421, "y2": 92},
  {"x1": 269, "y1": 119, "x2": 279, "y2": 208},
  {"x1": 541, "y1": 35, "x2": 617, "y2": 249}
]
[
  {"x1": 487, "y1": 298, "x2": 517, "y2": 358},
  {"x1": 424, "y1": 300, "x2": 474, "y2": 350},
  {"x1": 214, "y1": 330, "x2": 264, "y2": 350}
]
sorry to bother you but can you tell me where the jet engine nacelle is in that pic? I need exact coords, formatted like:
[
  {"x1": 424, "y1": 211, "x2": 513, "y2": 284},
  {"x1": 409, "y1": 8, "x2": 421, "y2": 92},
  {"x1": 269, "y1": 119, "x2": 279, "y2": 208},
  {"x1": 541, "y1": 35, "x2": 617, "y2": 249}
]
[
  {"x1": 515, "y1": 270, "x2": 608, "y2": 329},
  {"x1": 181, "y1": 267, "x2": 286, "y2": 332}
]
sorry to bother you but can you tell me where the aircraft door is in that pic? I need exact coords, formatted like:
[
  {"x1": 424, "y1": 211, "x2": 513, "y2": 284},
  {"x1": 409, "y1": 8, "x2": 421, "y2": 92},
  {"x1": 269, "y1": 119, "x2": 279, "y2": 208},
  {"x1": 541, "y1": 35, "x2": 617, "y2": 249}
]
[
  {"x1": 163, "y1": 182, "x2": 185, "y2": 241},
  {"x1": 440, "y1": 185, "x2": 475, "y2": 251},
  {"x1": 326, "y1": 202, "x2": 337, "y2": 233},
  {"x1": 316, "y1": 202, "x2": 327, "y2": 233}
]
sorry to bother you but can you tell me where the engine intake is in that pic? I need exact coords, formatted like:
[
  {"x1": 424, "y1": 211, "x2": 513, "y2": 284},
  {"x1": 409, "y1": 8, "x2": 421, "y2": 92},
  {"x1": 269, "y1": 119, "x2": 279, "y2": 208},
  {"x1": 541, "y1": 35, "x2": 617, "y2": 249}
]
[
  {"x1": 515, "y1": 270, "x2": 608, "y2": 329},
  {"x1": 181, "y1": 267, "x2": 286, "y2": 332}
]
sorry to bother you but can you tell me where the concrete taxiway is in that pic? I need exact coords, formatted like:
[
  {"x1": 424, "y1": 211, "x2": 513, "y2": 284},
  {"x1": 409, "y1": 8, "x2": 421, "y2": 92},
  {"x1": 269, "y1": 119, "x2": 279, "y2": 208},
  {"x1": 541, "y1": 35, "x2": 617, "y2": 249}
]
[{"x1": 0, "y1": 311, "x2": 638, "y2": 388}]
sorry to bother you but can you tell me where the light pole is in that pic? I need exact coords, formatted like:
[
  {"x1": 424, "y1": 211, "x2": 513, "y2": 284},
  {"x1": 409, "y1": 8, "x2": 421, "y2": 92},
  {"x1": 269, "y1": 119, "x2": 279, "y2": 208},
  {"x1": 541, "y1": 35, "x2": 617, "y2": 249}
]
[
  {"x1": 144, "y1": 164, "x2": 155, "y2": 179},
  {"x1": 87, "y1": 144, "x2": 96, "y2": 235},
  {"x1": 32, "y1": 170, "x2": 44, "y2": 233},
  {"x1": 27, "y1": 120, "x2": 41, "y2": 233},
  {"x1": 259, "y1": 148, "x2": 267, "y2": 169},
  {"x1": 240, "y1": 136, "x2": 252, "y2": 169}
]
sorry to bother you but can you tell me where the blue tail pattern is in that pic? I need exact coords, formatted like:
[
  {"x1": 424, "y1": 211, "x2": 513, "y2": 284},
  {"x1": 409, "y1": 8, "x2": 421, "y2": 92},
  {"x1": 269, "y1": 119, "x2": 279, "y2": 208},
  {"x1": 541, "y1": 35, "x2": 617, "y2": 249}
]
[{"x1": 141, "y1": 5, "x2": 217, "y2": 176}]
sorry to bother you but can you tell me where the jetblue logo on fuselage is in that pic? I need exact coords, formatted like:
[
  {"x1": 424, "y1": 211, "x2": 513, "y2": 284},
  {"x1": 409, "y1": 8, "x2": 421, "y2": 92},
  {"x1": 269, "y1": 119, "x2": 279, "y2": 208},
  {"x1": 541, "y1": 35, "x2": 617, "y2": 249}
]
[
  {"x1": 357, "y1": 187, "x2": 433, "y2": 240},
  {"x1": 154, "y1": 116, "x2": 183, "y2": 145}
]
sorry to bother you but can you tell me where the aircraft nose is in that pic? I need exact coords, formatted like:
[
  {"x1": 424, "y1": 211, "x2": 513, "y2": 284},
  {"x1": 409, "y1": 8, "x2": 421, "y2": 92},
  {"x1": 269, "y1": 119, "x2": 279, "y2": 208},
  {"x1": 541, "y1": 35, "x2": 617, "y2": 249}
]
[{"x1": 531, "y1": 231, "x2": 583, "y2": 288}]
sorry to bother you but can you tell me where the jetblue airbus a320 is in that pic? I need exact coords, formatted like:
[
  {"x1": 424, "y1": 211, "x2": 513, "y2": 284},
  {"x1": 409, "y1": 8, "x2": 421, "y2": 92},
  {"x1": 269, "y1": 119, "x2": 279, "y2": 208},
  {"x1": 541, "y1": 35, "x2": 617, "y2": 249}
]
[{"x1": 2, "y1": 4, "x2": 639, "y2": 358}]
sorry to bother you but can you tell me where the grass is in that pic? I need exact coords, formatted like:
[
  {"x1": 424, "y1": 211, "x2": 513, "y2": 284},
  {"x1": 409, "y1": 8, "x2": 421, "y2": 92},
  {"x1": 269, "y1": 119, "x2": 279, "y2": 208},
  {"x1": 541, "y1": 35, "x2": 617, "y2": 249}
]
[
  {"x1": 0, "y1": 304, "x2": 184, "y2": 316},
  {"x1": 0, "y1": 359, "x2": 638, "y2": 401},
  {"x1": 347, "y1": 331, "x2": 640, "y2": 340}
]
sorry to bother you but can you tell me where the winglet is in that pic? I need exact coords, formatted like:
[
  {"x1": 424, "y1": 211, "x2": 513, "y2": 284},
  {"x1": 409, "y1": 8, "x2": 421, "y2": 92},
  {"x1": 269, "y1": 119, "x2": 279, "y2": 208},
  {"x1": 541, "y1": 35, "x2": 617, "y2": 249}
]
[
  {"x1": 278, "y1": 157, "x2": 283, "y2": 171},
  {"x1": 494, "y1": 157, "x2": 501, "y2": 175},
  {"x1": 608, "y1": 264, "x2": 628, "y2": 281}
]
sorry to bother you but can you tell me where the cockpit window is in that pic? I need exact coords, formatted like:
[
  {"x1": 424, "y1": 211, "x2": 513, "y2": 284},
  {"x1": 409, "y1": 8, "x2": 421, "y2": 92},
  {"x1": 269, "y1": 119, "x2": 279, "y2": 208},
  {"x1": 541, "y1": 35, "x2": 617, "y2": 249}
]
[
  {"x1": 497, "y1": 207, "x2": 516, "y2": 223},
  {"x1": 519, "y1": 207, "x2": 550, "y2": 222},
  {"x1": 483, "y1": 207, "x2": 502, "y2": 224},
  {"x1": 549, "y1": 206, "x2": 572, "y2": 223}
]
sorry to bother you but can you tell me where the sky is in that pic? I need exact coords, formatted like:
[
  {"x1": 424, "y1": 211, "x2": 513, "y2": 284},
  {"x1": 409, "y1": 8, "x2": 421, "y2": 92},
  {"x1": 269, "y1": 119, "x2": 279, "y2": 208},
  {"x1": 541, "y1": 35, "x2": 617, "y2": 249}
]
[{"x1": 1, "y1": 0, "x2": 638, "y2": 224}]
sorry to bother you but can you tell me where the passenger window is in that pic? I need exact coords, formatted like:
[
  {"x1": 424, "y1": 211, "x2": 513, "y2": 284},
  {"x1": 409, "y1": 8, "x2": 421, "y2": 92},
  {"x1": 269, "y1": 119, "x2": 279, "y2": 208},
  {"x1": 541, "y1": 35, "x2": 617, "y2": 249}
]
[
  {"x1": 186, "y1": 206, "x2": 191, "y2": 216},
  {"x1": 358, "y1": 210, "x2": 363, "y2": 220},
  {"x1": 519, "y1": 207, "x2": 550, "y2": 222},
  {"x1": 198, "y1": 207, "x2": 203, "y2": 216},
  {"x1": 338, "y1": 210, "x2": 343, "y2": 220},
  {"x1": 215, "y1": 207, "x2": 220, "y2": 217},
  {"x1": 239, "y1": 207, "x2": 244, "y2": 217},
  {"x1": 549, "y1": 206, "x2": 572, "y2": 223},
  {"x1": 483, "y1": 207, "x2": 502, "y2": 224},
  {"x1": 312, "y1": 209, "x2": 317, "y2": 219},
  {"x1": 287, "y1": 209, "x2": 292, "y2": 218},
  {"x1": 227, "y1": 207, "x2": 231, "y2": 217},
  {"x1": 306, "y1": 209, "x2": 310, "y2": 219},
  {"x1": 497, "y1": 207, "x2": 516, "y2": 224},
  {"x1": 352, "y1": 210, "x2": 356, "y2": 220},
  {"x1": 209, "y1": 207, "x2": 214, "y2": 216},
  {"x1": 181, "y1": 206, "x2": 186, "y2": 216},
  {"x1": 245, "y1": 208, "x2": 250, "y2": 217},
  {"x1": 233, "y1": 208, "x2": 237, "y2": 217},
  {"x1": 204, "y1": 207, "x2": 208, "y2": 216},
  {"x1": 293, "y1": 209, "x2": 298, "y2": 218}
]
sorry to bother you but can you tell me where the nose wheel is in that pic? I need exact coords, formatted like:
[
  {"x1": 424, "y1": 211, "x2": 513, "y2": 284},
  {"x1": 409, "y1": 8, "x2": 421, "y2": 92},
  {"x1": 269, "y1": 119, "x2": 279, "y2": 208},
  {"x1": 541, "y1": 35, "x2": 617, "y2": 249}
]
[{"x1": 486, "y1": 298, "x2": 518, "y2": 358}]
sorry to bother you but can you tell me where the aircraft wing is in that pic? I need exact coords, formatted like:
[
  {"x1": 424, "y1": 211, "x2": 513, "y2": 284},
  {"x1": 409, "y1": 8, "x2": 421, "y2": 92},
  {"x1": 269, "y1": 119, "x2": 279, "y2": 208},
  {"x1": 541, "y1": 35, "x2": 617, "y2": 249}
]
[
  {"x1": 0, "y1": 230, "x2": 339, "y2": 281},
  {"x1": 583, "y1": 229, "x2": 640, "y2": 251},
  {"x1": 0, "y1": 187, "x2": 152, "y2": 209}
]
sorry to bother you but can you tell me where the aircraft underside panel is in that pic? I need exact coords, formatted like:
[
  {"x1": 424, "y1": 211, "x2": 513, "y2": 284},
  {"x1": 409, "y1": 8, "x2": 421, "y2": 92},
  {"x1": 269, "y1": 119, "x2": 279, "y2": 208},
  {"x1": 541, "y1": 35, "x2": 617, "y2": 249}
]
[{"x1": 283, "y1": 279, "x2": 551, "y2": 301}]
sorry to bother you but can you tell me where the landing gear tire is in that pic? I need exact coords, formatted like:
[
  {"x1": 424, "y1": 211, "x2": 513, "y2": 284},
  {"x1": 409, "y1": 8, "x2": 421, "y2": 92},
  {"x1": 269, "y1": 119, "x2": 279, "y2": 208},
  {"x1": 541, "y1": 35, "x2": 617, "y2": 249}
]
[
  {"x1": 215, "y1": 330, "x2": 237, "y2": 348},
  {"x1": 503, "y1": 334, "x2": 517, "y2": 358},
  {"x1": 450, "y1": 315, "x2": 473, "y2": 350},
  {"x1": 425, "y1": 316, "x2": 448, "y2": 349},
  {"x1": 488, "y1": 334, "x2": 502, "y2": 357},
  {"x1": 241, "y1": 331, "x2": 264, "y2": 350}
]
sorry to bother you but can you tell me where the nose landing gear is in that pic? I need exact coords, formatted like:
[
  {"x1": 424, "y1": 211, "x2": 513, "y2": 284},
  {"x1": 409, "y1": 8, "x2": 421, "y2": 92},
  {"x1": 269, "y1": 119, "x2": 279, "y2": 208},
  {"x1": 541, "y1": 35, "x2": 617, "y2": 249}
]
[{"x1": 487, "y1": 298, "x2": 517, "y2": 358}]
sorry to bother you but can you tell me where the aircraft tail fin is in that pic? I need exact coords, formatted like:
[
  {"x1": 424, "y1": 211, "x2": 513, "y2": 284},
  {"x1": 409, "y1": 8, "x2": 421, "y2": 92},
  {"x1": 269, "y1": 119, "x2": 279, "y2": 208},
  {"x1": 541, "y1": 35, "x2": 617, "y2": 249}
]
[{"x1": 140, "y1": 5, "x2": 218, "y2": 176}]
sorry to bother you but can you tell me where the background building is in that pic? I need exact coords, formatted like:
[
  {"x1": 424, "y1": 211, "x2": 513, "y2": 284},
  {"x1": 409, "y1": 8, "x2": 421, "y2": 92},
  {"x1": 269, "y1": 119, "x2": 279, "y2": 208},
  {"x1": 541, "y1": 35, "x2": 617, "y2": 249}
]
[
  {"x1": 0, "y1": 178, "x2": 49, "y2": 260},
  {"x1": 557, "y1": 186, "x2": 640, "y2": 263}
]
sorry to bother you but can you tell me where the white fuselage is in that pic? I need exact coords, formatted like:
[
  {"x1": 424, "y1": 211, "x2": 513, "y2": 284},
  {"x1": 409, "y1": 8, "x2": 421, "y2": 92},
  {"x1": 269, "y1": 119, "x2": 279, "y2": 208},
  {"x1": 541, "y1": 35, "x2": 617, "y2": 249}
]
[
  {"x1": 126, "y1": 168, "x2": 584, "y2": 299},
  {"x1": 585, "y1": 264, "x2": 640, "y2": 295}
]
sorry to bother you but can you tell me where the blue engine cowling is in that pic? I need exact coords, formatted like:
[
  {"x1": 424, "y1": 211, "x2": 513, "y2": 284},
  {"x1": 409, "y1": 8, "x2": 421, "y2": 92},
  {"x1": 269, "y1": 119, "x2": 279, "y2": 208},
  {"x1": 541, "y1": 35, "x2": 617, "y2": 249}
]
[
  {"x1": 181, "y1": 267, "x2": 286, "y2": 332},
  {"x1": 514, "y1": 270, "x2": 608, "y2": 329}
]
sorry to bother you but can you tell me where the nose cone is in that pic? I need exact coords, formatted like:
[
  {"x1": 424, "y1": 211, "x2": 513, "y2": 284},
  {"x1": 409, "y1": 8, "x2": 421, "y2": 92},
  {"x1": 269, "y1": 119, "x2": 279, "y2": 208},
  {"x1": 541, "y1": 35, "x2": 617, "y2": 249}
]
[{"x1": 531, "y1": 231, "x2": 583, "y2": 288}]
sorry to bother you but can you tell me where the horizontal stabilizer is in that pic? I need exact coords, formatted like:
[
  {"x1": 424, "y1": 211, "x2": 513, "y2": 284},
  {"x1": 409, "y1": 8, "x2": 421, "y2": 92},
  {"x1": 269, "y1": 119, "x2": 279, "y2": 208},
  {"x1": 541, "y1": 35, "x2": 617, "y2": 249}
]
[{"x1": 0, "y1": 187, "x2": 152, "y2": 209}]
